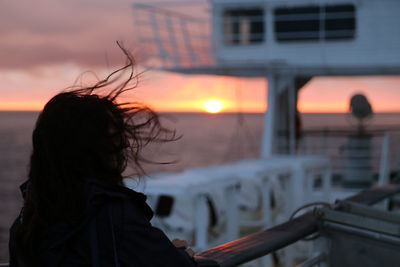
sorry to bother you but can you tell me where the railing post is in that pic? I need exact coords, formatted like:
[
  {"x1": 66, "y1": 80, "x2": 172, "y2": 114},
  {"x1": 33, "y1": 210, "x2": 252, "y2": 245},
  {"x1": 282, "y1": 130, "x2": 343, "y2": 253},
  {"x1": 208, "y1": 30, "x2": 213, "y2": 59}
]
[
  {"x1": 261, "y1": 176, "x2": 273, "y2": 267},
  {"x1": 262, "y1": 74, "x2": 277, "y2": 157},
  {"x1": 322, "y1": 162, "x2": 332, "y2": 202},
  {"x1": 150, "y1": 12, "x2": 168, "y2": 67},
  {"x1": 166, "y1": 15, "x2": 181, "y2": 67},
  {"x1": 132, "y1": 6, "x2": 147, "y2": 60},
  {"x1": 195, "y1": 194, "x2": 210, "y2": 251},
  {"x1": 378, "y1": 132, "x2": 390, "y2": 185},
  {"x1": 226, "y1": 183, "x2": 239, "y2": 242},
  {"x1": 288, "y1": 78, "x2": 296, "y2": 155},
  {"x1": 180, "y1": 18, "x2": 197, "y2": 65},
  {"x1": 322, "y1": 128, "x2": 328, "y2": 156}
]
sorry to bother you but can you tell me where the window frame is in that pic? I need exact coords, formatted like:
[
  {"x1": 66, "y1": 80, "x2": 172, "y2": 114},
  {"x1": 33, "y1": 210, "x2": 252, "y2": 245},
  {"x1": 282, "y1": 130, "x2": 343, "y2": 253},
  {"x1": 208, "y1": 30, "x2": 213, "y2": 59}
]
[
  {"x1": 274, "y1": 4, "x2": 356, "y2": 42},
  {"x1": 222, "y1": 7, "x2": 265, "y2": 46}
]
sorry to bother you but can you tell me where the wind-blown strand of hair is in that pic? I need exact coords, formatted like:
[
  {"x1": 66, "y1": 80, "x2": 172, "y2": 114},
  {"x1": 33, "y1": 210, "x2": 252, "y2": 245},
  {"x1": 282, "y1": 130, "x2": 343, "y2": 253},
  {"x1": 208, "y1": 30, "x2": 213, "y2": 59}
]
[{"x1": 69, "y1": 41, "x2": 179, "y2": 175}]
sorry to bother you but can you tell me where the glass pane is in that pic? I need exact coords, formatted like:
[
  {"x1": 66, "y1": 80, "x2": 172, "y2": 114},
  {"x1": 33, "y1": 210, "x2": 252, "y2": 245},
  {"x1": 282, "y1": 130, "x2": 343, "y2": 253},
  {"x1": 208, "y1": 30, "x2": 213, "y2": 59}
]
[
  {"x1": 223, "y1": 9, "x2": 264, "y2": 45},
  {"x1": 324, "y1": 4, "x2": 355, "y2": 40},
  {"x1": 274, "y1": 6, "x2": 320, "y2": 41}
]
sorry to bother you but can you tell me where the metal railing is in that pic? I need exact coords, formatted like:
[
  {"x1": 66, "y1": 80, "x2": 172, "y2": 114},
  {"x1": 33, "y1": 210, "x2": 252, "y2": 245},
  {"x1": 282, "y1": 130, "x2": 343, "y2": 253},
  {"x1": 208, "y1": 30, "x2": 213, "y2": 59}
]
[
  {"x1": 132, "y1": 1, "x2": 214, "y2": 70},
  {"x1": 278, "y1": 129, "x2": 400, "y2": 185},
  {"x1": 194, "y1": 184, "x2": 400, "y2": 267}
]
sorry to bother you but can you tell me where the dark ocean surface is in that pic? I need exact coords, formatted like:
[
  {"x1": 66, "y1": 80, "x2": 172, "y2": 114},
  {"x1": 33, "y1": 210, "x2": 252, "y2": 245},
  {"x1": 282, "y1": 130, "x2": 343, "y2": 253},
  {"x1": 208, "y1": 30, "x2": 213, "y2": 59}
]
[{"x1": 0, "y1": 111, "x2": 400, "y2": 262}]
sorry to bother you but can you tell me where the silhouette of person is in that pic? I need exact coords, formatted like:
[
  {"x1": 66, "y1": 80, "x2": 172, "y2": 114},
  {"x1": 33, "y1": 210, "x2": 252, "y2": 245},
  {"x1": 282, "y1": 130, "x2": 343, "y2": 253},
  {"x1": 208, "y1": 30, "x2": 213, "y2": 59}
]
[{"x1": 9, "y1": 44, "x2": 196, "y2": 267}]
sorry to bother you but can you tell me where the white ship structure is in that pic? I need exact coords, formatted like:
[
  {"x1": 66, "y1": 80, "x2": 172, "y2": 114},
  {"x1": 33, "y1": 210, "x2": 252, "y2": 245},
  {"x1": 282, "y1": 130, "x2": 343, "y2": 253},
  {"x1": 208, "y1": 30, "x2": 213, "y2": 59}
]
[{"x1": 125, "y1": 1, "x2": 400, "y2": 266}]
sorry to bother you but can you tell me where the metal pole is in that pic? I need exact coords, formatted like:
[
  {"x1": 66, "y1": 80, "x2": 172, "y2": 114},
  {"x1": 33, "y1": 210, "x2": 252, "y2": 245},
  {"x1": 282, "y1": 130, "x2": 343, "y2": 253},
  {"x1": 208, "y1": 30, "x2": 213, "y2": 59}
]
[
  {"x1": 150, "y1": 12, "x2": 168, "y2": 67},
  {"x1": 378, "y1": 132, "x2": 390, "y2": 185},
  {"x1": 260, "y1": 175, "x2": 273, "y2": 267},
  {"x1": 288, "y1": 77, "x2": 296, "y2": 155},
  {"x1": 195, "y1": 194, "x2": 209, "y2": 251},
  {"x1": 166, "y1": 15, "x2": 181, "y2": 67},
  {"x1": 261, "y1": 74, "x2": 276, "y2": 157},
  {"x1": 180, "y1": 18, "x2": 197, "y2": 65},
  {"x1": 226, "y1": 184, "x2": 239, "y2": 242},
  {"x1": 323, "y1": 221, "x2": 400, "y2": 246}
]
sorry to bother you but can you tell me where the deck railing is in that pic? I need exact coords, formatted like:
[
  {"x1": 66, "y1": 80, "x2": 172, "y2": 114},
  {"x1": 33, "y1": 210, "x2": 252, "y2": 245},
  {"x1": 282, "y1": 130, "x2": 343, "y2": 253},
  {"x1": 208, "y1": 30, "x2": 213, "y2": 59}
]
[
  {"x1": 278, "y1": 129, "x2": 400, "y2": 186},
  {"x1": 132, "y1": 1, "x2": 214, "y2": 70},
  {"x1": 194, "y1": 184, "x2": 400, "y2": 267}
]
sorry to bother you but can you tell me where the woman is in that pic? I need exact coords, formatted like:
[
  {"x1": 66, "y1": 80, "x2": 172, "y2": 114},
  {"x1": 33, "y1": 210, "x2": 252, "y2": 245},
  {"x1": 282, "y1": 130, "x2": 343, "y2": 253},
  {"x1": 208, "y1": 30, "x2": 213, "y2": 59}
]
[{"x1": 9, "y1": 44, "x2": 197, "y2": 267}]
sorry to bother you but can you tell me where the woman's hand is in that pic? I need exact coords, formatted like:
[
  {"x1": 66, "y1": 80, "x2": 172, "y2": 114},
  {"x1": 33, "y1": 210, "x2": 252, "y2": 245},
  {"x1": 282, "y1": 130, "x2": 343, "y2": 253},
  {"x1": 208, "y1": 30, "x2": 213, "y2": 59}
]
[{"x1": 172, "y1": 238, "x2": 195, "y2": 257}]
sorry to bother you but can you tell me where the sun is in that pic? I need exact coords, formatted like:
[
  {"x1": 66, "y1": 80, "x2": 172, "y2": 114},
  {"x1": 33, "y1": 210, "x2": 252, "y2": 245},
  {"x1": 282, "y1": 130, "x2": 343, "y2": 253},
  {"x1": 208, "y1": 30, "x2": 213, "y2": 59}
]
[{"x1": 204, "y1": 99, "x2": 223, "y2": 113}]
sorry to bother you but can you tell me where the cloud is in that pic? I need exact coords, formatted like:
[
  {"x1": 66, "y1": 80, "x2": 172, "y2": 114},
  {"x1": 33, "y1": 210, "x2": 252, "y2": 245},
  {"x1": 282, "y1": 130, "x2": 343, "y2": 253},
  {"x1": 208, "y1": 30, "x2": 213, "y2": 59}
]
[
  {"x1": 0, "y1": 0, "x2": 210, "y2": 70},
  {"x1": 0, "y1": 0, "x2": 140, "y2": 69}
]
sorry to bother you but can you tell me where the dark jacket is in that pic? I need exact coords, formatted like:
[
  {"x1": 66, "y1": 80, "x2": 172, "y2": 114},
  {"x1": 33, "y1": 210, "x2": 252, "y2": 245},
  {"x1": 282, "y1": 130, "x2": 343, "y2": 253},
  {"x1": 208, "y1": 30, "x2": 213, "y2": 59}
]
[{"x1": 9, "y1": 179, "x2": 197, "y2": 267}]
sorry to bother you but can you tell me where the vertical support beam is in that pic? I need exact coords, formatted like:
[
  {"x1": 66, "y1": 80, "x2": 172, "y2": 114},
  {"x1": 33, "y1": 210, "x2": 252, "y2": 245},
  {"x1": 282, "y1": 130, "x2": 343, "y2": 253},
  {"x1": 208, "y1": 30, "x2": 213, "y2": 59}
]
[
  {"x1": 288, "y1": 78, "x2": 296, "y2": 155},
  {"x1": 265, "y1": 2, "x2": 273, "y2": 55},
  {"x1": 257, "y1": 175, "x2": 273, "y2": 267},
  {"x1": 262, "y1": 74, "x2": 298, "y2": 156},
  {"x1": 226, "y1": 184, "x2": 239, "y2": 242},
  {"x1": 261, "y1": 176, "x2": 272, "y2": 226},
  {"x1": 283, "y1": 160, "x2": 306, "y2": 267},
  {"x1": 322, "y1": 162, "x2": 332, "y2": 202},
  {"x1": 195, "y1": 194, "x2": 209, "y2": 250},
  {"x1": 295, "y1": 77, "x2": 312, "y2": 155},
  {"x1": 261, "y1": 74, "x2": 277, "y2": 157},
  {"x1": 378, "y1": 133, "x2": 391, "y2": 185},
  {"x1": 291, "y1": 161, "x2": 305, "y2": 213},
  {"x1": 277, "y1": 88, "x2": 289, "y2": 154},
  {"x1": 211, "y1": 4, "x2": 220, "y2": 62}
]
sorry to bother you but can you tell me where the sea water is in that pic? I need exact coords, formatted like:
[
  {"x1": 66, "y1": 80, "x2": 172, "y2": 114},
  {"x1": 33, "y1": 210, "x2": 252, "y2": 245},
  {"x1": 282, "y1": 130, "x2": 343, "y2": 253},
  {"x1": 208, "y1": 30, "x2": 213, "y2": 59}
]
[{"x1": 0, "y1": 111, "x2": 399, "y2": 261}]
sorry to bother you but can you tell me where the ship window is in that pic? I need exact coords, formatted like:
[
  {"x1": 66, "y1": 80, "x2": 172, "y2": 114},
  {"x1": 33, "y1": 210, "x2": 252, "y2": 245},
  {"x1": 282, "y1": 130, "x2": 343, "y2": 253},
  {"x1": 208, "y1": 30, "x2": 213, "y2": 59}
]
[
  {"x1": 275, "y1": 6, "x2": 320, "y2": 41},
  {"x1": 223, "y1": 8, "x2": 264, "y2": 45},
  {"x1": 274, "y1": 4, "x2": 355, "y2": 42},
  {"x1": 325, "y1": 5, "x2": 355, "y2": 40}
]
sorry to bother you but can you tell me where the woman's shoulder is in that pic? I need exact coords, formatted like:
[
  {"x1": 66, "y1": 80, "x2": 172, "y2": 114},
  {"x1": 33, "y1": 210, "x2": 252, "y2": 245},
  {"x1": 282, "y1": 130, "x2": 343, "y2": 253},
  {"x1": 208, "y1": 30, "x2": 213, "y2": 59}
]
[
  {"x1": 87, "y1": 178, "x2": 154, "y2": 221},
  {"x1": 88, "y1": 178, "x2": 145, "y2": 199}
]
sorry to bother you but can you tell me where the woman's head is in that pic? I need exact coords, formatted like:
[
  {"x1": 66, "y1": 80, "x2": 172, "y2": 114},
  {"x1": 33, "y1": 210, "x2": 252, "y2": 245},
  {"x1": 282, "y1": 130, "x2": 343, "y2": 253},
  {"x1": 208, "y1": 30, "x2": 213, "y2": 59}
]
[
  {"x1": 33, "y1": 91, "x2": 137, "y2": 186},
  {"x1": 15, "y1": 43, "x2": 176, "y2": 262},
  {"x1": 30, "y1": 44, "x2": 172, "y2": 186}
]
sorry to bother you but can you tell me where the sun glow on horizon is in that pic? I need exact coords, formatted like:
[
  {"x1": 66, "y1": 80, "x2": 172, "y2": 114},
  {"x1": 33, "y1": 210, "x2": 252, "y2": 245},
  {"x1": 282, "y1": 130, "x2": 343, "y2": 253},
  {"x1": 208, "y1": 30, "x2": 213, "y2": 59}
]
[{"x1": 204, "y1": 99, "x2": 223, "y2": 113}]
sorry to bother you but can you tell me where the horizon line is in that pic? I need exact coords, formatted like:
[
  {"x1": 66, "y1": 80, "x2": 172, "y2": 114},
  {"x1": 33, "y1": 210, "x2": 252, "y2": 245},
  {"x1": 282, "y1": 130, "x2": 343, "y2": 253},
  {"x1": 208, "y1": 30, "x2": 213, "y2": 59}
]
[{"x1": 2, "y1": 110, "x2": 400, "y2": 114}]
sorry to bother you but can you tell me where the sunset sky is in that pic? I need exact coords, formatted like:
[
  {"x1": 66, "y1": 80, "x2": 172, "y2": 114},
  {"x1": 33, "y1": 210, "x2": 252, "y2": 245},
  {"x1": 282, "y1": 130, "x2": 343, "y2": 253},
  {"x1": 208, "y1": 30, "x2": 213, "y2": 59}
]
[{"x1": 1, "y1": 0, "x2": 400, "y2": 113}]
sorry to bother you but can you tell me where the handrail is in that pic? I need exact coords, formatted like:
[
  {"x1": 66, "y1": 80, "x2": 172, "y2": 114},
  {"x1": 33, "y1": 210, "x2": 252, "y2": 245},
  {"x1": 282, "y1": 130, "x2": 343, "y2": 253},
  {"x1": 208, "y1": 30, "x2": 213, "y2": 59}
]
[
  {"x1": 194, "y1": 184, "x2": 400, "y2": 267},
  {"x1": 345, "y1": 184, "x2": 400, "y2": 205},
  {"x1": 196, "y1": 212, "x2": 317, "y2": 267},
  {"x1": 134, "y1": 3, "x2": 207, "y2": 23}
]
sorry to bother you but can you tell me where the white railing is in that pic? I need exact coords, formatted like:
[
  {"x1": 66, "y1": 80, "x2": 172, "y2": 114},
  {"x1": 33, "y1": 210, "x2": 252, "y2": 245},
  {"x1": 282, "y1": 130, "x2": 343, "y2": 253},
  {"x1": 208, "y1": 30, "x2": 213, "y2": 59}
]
[{"x1": 277, "y1": 129, "x2": 400, "y2": 187}]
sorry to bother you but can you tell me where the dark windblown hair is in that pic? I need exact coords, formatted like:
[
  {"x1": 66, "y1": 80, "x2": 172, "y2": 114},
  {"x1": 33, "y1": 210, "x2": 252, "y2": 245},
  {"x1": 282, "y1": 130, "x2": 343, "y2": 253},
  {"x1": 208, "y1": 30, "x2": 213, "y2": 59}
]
[{"x1": 13, "y1": 42, "x2": 176, "y2": 263}]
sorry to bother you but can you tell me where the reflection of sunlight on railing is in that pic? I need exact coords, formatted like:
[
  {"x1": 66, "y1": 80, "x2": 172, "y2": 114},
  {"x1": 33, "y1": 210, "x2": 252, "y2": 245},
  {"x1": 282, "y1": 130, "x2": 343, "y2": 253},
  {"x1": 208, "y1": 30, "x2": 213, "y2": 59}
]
[{"x1": 133, "y1": 1, "x2": 214, "y2": 69}]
